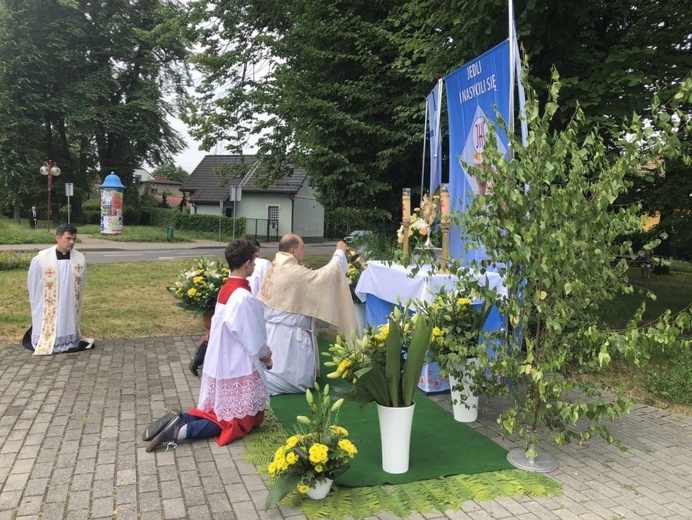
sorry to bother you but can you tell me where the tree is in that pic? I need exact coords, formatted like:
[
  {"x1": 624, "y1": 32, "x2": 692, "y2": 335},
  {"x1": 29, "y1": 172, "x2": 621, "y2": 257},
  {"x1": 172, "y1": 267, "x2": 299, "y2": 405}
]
[
  {"x1": 184, "y1": 0, "x2": 422, "y2": 215},
  {"x1": 153, "y1": 164, "x2": 189, "y2": 183},
  {"x1": 0, "y1": 0, "x2": 191, "y2": 219},
  {"x1": 450, "y1": 70, "x2": 692, "y2": 459},
  {"x1": 184, "y1": 0, "x2": 691, "y2": 230}
]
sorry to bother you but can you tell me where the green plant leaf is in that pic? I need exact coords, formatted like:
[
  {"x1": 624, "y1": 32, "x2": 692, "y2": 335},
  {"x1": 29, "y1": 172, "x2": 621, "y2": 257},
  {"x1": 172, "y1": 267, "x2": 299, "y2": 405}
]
[{"x1": 265, "y1": 473, "x2": 302, "y2": 510}]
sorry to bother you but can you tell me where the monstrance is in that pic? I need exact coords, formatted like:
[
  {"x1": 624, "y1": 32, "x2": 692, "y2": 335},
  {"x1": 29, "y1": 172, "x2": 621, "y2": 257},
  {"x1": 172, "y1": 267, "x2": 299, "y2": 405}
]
[{"x1": 419, "y1": 192, "x2": 438, "y2": 248}]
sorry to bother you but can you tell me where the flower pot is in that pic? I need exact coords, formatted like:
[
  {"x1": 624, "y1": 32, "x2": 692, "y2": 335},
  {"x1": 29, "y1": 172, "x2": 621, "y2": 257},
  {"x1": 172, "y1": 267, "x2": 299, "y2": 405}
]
[
  {"x1": 200, "y1": 308, "x2": 214, "y2": 343},
  {"x1": 376, "y1": 402, "x2": 416, "y2": 474},
  {"x1": 306, "y1": 478, "x2": 333, "y2": 500},
  {"x1": 449, "y1": 358, "x2": 479, "y2": 423},
  {"x1": 353, "y1": 302, "x2": 366, "y2": 337}
]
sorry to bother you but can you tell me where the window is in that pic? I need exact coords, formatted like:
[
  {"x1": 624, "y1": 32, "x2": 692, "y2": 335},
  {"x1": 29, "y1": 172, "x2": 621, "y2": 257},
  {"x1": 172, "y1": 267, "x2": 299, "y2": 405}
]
[
  {"x1": 307, "y1": 176, "x2": 315, "y2": 188},
  {"x1": 268, "y1": 205, "x2": 279, "y2": 231},
  {"x1": 150, "y1": 188, "x2": 158, "y2": 195}
]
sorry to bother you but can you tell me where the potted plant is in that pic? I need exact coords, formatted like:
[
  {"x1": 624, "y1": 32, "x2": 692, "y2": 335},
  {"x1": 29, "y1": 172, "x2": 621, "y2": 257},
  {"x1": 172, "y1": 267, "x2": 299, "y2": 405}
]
[
  {"x1": 416, "y1": 289, "x2": 494, "y2": 422},
  {"x1": 265, "y1": 383, "x2": 357, "y2": 509},
  {"x1": 325, "y1": 304, "x2": 434, "y2": 473},
  {"x1": 167, "y1": 256, "x2": 229, "y2": 318}
]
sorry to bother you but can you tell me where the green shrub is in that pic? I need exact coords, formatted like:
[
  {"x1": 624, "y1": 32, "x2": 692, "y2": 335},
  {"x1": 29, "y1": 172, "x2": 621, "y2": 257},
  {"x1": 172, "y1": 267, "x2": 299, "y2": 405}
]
[
  {"x1": 146, "y1": 208, "x2": 246, "y2": 235},
  {"x1": 0, "y1": 250, "x2": 34, "y2": 271}
]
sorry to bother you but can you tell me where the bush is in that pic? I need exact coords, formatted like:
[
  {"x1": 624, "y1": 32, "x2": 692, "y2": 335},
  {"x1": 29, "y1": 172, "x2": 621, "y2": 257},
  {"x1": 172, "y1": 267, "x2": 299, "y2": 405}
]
[
  {"x1": 146, "y1": 208, "x2": 246, "y2": 235},
  {"x1": 0, "y1": 250, "x2": 34, "y2": 271}
]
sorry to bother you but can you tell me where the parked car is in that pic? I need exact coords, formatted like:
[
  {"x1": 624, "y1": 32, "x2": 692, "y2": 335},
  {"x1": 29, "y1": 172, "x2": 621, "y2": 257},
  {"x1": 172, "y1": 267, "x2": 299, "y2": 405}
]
[{"x1": 343, "y1": 230, "x2": 372, "y2": 244}]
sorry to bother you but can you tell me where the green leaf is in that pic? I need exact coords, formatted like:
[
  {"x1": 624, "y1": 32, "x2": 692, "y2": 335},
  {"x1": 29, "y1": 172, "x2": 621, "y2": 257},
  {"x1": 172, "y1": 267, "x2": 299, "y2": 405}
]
[{"x1": 265, "y1": 473, "x2": 302, "y2": 510}]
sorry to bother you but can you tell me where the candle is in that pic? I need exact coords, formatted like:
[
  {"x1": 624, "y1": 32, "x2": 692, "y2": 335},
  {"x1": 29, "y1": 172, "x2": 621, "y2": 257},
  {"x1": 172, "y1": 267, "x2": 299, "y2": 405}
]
[
  {"x1": 440, "y1": 184, "x2": 450, "y2": 220},
  {"x1": 402, "y1": 188, "x2": 411, "y2": 221}
]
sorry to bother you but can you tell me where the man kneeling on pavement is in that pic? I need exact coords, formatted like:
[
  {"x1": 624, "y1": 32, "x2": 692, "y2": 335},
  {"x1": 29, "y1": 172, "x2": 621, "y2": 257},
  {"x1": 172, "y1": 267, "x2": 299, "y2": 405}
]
[{"x1": 144, "y1": 238, "x2": 272, "y2": 451}]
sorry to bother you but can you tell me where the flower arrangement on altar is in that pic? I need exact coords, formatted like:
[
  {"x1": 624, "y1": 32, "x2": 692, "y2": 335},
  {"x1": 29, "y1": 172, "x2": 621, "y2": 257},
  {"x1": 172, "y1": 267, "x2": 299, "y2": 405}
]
[
  {"x1": 325, "y1": 304, "x2": 434, "y2": 407},
  {"x1": 167, "y1": 256, "x2": 229, "y2": 317},
  {"x1": 264, "y1": 383, "x2": 357, "y2": 509},
  {"x1": 415, "y1": 289, "x2": 494, "y2": 373}
]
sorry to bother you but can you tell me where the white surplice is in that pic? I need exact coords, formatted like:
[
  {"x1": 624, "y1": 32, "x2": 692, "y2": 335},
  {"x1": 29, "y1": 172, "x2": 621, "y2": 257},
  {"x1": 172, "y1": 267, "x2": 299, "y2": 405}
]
[
  {"x1": 197, "y1": 282, "x2": 270, "y2": 422},
  {"x1": 248, "y1": 257, "x2": 271, "y2": 295},
  {"x1": 27, "y1": 247, "x2": 86, "y2": 354}
]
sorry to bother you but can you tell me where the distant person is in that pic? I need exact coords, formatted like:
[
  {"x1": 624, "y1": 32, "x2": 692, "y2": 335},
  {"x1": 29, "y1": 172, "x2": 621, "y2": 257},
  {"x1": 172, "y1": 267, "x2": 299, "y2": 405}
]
[
  {"x1": 24, "y1": 224, "x2": 95, "y2": 355},
  {"x1": 258, "y1": 234, "x2": 357, "y2": 395},
  {"x1": 641, "y1": 252, "x2": 653, "y2": 278},
  {"x1": 28, "y1": 206, "x2": 38, "y2": 229},
  {"x1": 188, "y1": 234, "x2": 272, "y2": 376},
  {"x1": 145, "y1": 239, "x2": 272, "y2": 452}
]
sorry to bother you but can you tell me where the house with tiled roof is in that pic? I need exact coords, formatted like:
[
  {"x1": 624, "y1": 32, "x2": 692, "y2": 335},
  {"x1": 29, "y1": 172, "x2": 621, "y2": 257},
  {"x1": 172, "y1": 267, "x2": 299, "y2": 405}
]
[{"x1": 180, "y1": 155, "x2": 325, "y2": 240}]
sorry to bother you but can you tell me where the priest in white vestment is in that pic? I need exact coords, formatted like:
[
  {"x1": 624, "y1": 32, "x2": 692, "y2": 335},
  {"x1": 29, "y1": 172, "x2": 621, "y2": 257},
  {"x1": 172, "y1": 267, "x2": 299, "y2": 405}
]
[
  {"x1": 26, "y1": 224, "x2": 94, "y2": 355},
  {"x1": 258, "y1": 234, "x2": 357, "y2": 395}
]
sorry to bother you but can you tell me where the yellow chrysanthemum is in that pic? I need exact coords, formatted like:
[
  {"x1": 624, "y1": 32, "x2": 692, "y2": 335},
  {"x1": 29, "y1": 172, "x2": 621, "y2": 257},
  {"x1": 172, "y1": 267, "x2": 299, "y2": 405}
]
[
  {"x1": 314, "y1": 464, "x2": 323, "y2": 473},
  {"x1": 338, "y1": 439, "x2": 358, "y2": 457},
  {"x1": 297, "y1": 485, "x2": 308, "y2": 494},
  {"x1": 187, "y1": 288, "x2": 197, "y2": 297},
  {"x1": 193, "y1": 276, "x2": 204, "y2": 285},
  {"x1": 286, "y1": 452, "x2": 298, "y2": 465},
  {"x1": 432, "y1": 326, "x2": 443, "y2": 337},
  {"x1": 308, "y1": 443, "x2": 329, "y2": 464},
  {"x1": 285, "y1": 435, "x2": 300, "y2": 449},
  {"x1": 330, "y1": 425, "x2": 348, "y2": 436},
  {"x1": 458, "y1": 297, "x2": 472, "y2": 306}
]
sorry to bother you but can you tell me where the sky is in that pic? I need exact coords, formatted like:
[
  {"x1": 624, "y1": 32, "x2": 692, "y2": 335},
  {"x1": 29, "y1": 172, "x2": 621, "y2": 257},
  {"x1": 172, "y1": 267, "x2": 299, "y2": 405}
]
[{"x1": 169, "y1": 116, "x2": 211, "y2": 174}]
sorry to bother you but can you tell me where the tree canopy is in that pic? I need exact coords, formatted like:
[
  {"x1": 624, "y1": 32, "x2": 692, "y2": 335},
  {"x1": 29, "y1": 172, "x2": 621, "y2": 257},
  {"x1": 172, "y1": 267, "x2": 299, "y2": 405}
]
[
  {"x1": 0, "y1": 0, "x2": 190, "y2": 219},
  {"x1": 152, "y1": 164, "x2": 189, "y2": 183},
  {"x1": 184, "y1": 0, "x2": 691, "y2": 232}
]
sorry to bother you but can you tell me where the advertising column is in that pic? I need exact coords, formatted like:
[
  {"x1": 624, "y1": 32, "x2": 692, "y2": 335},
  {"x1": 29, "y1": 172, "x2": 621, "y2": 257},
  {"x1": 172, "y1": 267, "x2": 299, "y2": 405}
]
[{"x1": 99, "y1": 172, "x2": 126, "y2": 235}]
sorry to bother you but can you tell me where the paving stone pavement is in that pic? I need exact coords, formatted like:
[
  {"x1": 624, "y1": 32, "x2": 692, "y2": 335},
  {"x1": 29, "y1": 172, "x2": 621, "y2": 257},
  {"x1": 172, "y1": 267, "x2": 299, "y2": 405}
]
[{"x1": 1, "y1": 336, "x2": 690, "y2": 520}]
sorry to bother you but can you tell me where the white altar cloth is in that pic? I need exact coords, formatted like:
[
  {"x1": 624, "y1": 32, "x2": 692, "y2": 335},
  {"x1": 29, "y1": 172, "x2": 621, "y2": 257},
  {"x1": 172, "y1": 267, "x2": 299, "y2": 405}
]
[{"x1": 355, "y1": 260, "x2": 507, "y2": 305}]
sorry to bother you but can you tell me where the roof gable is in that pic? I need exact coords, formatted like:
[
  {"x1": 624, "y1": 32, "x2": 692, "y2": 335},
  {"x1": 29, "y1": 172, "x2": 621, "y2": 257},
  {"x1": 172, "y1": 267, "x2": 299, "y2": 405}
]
[{"x1": 181, "y1": 155, "x2": 308, "y2": 203}]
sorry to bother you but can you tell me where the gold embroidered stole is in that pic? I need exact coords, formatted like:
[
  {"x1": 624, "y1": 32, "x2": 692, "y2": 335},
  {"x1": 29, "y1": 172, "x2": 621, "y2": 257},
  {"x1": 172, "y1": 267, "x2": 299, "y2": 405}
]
[{"x1": 34, "y1": 247, "x2": 86, "y2": 356}]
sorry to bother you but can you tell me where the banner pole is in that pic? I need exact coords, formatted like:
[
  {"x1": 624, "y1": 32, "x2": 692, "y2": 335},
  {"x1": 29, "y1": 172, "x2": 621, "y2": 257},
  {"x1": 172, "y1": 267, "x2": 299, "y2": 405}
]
[
  {"x1": 508, "y1": 0, "x2": 516, "y2": 147},
  {"x1": 421, "y1": 96, "x2": 429, "y2": 199}
]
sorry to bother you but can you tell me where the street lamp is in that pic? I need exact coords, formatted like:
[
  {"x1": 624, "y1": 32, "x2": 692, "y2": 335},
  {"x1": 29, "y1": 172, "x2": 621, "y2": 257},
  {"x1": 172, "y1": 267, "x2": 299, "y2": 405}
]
[{"x1": 40, "y1": 161, "x2": 61, "y2": 230}]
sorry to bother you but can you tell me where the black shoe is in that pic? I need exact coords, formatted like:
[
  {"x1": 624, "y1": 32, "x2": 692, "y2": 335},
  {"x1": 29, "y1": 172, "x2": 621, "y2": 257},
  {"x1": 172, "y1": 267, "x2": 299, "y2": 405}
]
[
  {"x1": 189, "y1": 340, "x2": 208, "y2": 377},
  {"x1": 142, "y1": 409, "x2": 182, "y2": 441},
  {"x1": 146, "y1": 415, "x2": 186, "y2": 453}
]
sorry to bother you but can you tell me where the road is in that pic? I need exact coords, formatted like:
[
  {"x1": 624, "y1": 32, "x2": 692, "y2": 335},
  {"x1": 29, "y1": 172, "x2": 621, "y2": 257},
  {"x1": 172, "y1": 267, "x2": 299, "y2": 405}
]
[{"x1": 83, "y1": 242, "x2": 339, "y2": 264}]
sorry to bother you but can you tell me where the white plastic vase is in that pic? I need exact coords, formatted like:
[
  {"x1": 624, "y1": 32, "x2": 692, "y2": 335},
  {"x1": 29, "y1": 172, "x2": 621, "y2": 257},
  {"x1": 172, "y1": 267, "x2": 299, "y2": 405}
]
[
  {"x1": 376, "y1": 402, "x2": 416, "y2": 474},
  {"x1": 449, "y1": 358, "x2": 479, "y2": 422},
  {"x1": 306, "y1": 478, "x2": 333, "y2": 500}
]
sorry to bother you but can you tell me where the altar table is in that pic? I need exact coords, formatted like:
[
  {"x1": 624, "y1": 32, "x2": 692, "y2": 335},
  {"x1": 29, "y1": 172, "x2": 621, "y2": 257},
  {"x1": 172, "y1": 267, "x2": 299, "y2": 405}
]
[{"x1": 354, "y1": 261, "x2": 508, "y2": 392}]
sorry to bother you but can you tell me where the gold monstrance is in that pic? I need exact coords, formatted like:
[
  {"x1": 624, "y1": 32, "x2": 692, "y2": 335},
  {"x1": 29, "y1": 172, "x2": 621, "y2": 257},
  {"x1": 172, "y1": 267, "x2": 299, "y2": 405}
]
[{"x1": 419, "y1": 192, "x2": 438, "y2": 249}]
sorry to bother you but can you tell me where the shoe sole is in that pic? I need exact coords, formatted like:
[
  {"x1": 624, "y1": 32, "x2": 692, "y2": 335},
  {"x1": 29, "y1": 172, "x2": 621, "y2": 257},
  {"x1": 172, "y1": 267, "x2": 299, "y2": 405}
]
[
  {"x1": 146, "y1": 416, "x2": 184, "y2": 453},
  {"x1": 142, "y1": 410, "x2": 181, "y2": 441}
]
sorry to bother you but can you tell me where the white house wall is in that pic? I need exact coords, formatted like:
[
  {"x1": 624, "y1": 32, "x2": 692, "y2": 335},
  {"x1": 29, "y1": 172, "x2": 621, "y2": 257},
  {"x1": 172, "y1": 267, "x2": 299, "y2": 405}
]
[
  {"x1": 293, "y1": 183, "x2": 324, "y2": 238},
  {"x1": 237, "y1": 193, "x2": 292, "y2": 237}
]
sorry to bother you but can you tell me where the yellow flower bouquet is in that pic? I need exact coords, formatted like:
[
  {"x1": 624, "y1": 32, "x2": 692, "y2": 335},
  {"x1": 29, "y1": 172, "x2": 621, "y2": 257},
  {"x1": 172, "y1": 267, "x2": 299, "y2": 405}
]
[
  {"x1": 167, "y1": 256, "x2": 229, "y2": 317},
  {"x1": 264, "y1": 383, "x2": 357, "y2": 509},
  {"x1": 325, "y1": 304, "x2": 434, "y2": 407}
]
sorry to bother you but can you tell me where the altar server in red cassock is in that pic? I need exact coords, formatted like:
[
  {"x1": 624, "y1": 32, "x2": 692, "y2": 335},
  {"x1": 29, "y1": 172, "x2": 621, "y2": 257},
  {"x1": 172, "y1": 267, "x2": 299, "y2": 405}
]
[{"x1": 145, "y1": 239, "x2": 272, "y2": 452}]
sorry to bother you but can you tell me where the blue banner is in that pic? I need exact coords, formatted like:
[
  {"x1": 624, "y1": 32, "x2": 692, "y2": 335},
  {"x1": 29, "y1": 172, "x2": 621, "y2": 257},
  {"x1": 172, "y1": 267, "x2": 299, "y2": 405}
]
[
  {"x1": 427, "y1": 81, "x2": 443, "y2": 195},
  {"x1": 445, "y1": 40, "x2": 510, "y2": 264}
]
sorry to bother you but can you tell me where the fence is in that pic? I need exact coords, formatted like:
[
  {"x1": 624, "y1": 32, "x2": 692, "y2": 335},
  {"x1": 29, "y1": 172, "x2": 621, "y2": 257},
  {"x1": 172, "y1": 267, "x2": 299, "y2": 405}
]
[{"x1": 245, "y1": 218, "x2": 279, "y2": 242}]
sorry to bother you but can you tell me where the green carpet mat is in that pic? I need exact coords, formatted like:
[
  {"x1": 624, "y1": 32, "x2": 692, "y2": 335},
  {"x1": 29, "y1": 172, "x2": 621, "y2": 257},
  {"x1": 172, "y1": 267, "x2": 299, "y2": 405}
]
[
  {"x1": 244, "y1": 411, "x2": 562, "y2": 519},
  {"x1": 268, "y1": 335, "x2": 513, "y2": 486}
]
